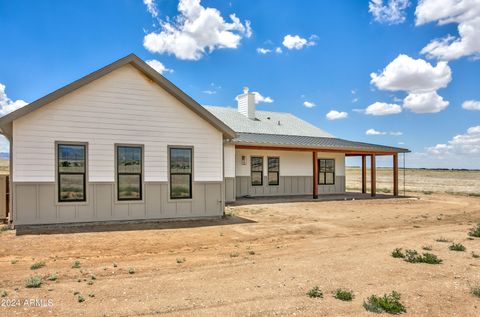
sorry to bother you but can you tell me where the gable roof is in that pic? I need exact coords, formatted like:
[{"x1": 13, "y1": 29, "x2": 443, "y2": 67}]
[
  {"x1": 0, "y1": 54, "x2": 235, "y2": 139},
  {"x1": 204, "y1": 106, "x2": 333, "y2": 138}
]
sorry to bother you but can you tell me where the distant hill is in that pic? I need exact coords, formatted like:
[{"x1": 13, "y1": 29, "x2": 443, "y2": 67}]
[{"x1": 0, "y1": 152, "x2": 9, "y2": 160}]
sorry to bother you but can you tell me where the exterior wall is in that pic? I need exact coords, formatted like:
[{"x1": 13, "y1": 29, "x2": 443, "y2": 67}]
[
  {"x1": 11, "y1": 64, "x2": 225, "y2": 225},
  {"x1": 234, "y1": 148, "x2": 345, "y2": 197},
  {"x1": 224, "y1": 144, "x2": 236, "y2": 202}
]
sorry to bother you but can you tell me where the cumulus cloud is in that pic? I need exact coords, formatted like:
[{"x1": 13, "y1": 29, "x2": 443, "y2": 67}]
[
  {"x1": 256, "y1": 48, "x2": 271, "y2": 54},
  {"x1": 235, "y1": 91, "x2": 273, "y2": 104},
  {"x1": 416, "y1": 0, "x2": 480, "y2": 60},
  {"x1": 0, "y1": 83, "x2": 28, "y2": 117},
  {"x1": 282, "y1": 34, "x2": 316, "y2": 50},
  {"x1": 146, "y1": 59, "x2": 173, "y2": 74},
  {"x1": 427, "y1": 126, "x2": 480, "y2": 157},
  {"x1": 403, "y1": 91, "x2": 449, "y2": 113},
  {"x1": 365, "y1": 102, "x2": 402, "y2": 116},
  {"x1": 303, "y1": 101, "x2": 316, "y2": 108},
  {"x1": 275, "y1": 47, "x2": 283, "y2": 54},
  {"x1": 462, "y1": 100, "x2": 480, "y2": 110},
  {"x1": 143, "y1": 0, "x2": 159, "y2": 18},
  {"x1": 143, "y1": 0, "x2": 252, "y2": 60},
  {"x1": 369, "y1": 0, "x2": 410, "y2": 25},
  {"x1": 366, "y1": 128, "x2": 387, "y2": 135},
  {"x1": 326, "y1": 110, "x2": 348, "y2": 120},
  {"x1": 370, "y1": 54, "x2": 451, "y2": 93}
]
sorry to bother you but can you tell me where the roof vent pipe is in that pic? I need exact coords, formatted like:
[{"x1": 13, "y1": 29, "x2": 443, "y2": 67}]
[{"x1": 237, "y1": 87, "x2": 256, "y2": 120}]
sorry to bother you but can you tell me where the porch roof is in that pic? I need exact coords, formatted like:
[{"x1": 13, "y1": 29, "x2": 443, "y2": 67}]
[{"x1": 231, "y1": 132, "x2": 410, "y2": 154}]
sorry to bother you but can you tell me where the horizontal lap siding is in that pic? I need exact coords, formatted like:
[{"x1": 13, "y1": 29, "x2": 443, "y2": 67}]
[{"x1": 12, "y1": 64, "x2": 223, "y2": 182}]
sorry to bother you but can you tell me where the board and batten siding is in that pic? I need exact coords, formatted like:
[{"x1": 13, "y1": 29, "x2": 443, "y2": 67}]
[{"x1": 12, "y1": 64, "x2": 223, "y2": 183}]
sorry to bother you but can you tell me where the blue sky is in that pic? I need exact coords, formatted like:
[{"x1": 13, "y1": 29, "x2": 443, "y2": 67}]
[{"x1": 0, "y1": 0, "x2": 479, "y2": 168}]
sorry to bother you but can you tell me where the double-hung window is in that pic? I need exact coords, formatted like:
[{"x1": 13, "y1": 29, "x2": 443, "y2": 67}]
[
  {"x1": 251, "y1": 156, "x2": 263, "y2": 186},
  {"x1": 170, "y1": 147, "x2": 193, "y2": 199},
  {"x1": 318, "y1": 159, "x2": 335, "y2": 185},
  {"x1": 267, "y1": 157, "x2": 280, "y2": 186},
  {"x1": 117, "y1": 145, "x2": 143, "y2": 200},
  {"x1": 58, "y1": 143, "x2": 86, "y2": 202}
]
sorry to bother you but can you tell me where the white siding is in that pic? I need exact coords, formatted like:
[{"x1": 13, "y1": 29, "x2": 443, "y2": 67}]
[
  {"x1": 13, "y1": 64, "x2": 223, "y2": 182},
  {"x1": 235, "y1": 149, "x2": 345, "y2": 177},
  {"x1": 224, "y1": 144, "x2": 236, "y2": 178}
]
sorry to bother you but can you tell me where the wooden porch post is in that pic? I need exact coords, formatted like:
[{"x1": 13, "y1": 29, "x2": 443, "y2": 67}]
[
  {"x1": 371, "y1": 154, "x2": 376, "y2": 197},
  {"x1": 361, "y1": 155, "x2": 367, "y2": 194},
  {"x1": 313, "y1": 151, "x2": 318, "y2": 199},
  {"x1": 393, "y1": 153, "x2": 399, "y2": 196}
]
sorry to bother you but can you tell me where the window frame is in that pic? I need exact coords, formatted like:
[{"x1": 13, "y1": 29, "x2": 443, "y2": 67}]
[
  {"x1": 115, "y1": 144, "x2": 144, "y2": 201},
  {"x1": 56, "y1": 142, "x2": 87, "y2": 203},
  {"x1": 168, "y1": 146, "x2": 193, "y2": 200},
  {"x1": 251, "y1": 156, "x2": 264, "y2": 186},
  {"x1": 318, "y1": 158, "x2": 335, "y2": 185},
  {"x1": 267, "y1": 156, "x2": 280, "y2": 186}
]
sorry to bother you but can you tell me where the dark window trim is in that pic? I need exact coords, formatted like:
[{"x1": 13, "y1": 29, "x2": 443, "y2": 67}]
[
  {"x1": 169, "y1": 146, "x2": 193, "y2": 200},
  {"x1": 116, "y1": 145, "x2": 143, "y2": 201},
  {"x1": 251, "y1": 156, "x2": 263, "y2": 186},
  {"x1": 318, "y1": 158, "x2": 335, "y2": 185},
  {"x1": 267, "y1": 156, "x2": 280, "y2": 186},
  {"x1": 57, "y1": 143, "x2": 87, "y2": 203}
]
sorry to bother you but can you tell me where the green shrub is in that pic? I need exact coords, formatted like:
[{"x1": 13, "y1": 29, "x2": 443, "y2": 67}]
[
  {"x1": 176, "y1": 258, "x2": 185, "y2": 264},
  {"x1": 47, "y1": 274, "x2": 57, "y2": 281},
  {"x1": 1, "y1": 290, "x2": 7, "y2": 298},
  {"x1": 471, "y1": 287, "x2": 480, "y2": 298},
  {"x1": 306, "y1": 286, "x2": 323, "y2": 298},
  {"x1": 77, "y1": 295, "x2": 85, "y2": 303},
  {"x1": 30, "y1": 261, "x2": 46, "y2": 270},
  {"x1": 72, "y1": 260, "x2": 81, "y2": 268},
  {"x1": 88, "y1": 293, "x2": 95, "y2": 298},
  {"x1": 391, "y1": 248, "x2": 405, "y2": 258},
  {"x1": 436, "y1": 237, "x2": 451, "y2": 243},
  {"x1": 333, "y1": 289, "x2": 354, "y2": 301},
  {"x1": 449, "y1": 243, "x2": 466, "y2": 252},
  {"x1": 363, "y1": 291, "x2": 406, "y2": 314},
  {"x1": 468, "y1": 224, "x2": 480, "y2": 238},
  {"x1": 128, "y1": 268, "x2": 135, "y2": 274},
  {"x1": 404, "y1": 249, "x2": 442, "y2": 264},
  {"x1": 25, "y1": 276, "x2": 42, "y2": 288}
]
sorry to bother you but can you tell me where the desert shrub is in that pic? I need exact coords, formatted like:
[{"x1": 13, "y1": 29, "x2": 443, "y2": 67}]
[
  {"x1": 468, "y1": 224, "x2": 480, "y2": 238},
  {"x1": 404, "y1": 249, "x2": 442, "y2": 264},
  {"x1": 449, "y1": 243, "x2": 466, "y2": 252},
  {"x1": 30, "y1": 261, "x2": 46, "y2": 270},
  {"x1": 88, "y1": 292, "x2": 95, "y2": 298},
  {"x1": 436, "y1": 237, "x2": 451, "y2": 243},
  {"x1": 422, "y1": 245, "x2": 432, "y2": 251},
  {"x1": 47, "y1": 274, "x2": 57, "y2": 281},
  {"x1": 11, "y1": 259, "x2": 18, "y2": 264},
  {"x1": 176, "y1": 258, "x2": 185, "y2": 264},
  {"x1": 472, "y1": 252, "x2": 480, "y2": 259},
  {"x1": 306, "y1": 286, "x2": 323, "y2": 298},
  {"x1": 248, "y1": 250, "x2": 255, "y2": 255},
  {"x1": 128, "y1": 268, "x2": 135, "y2": 274},
  {"x1": 77, "y1": 295, "x2": 85, "y2": 303},
  {"x1": 471, "y1": 287, "x2": 480, "y2": 298},
  {"x1": 333, "y1": 289, "x2": 354, "y2": 301},
  {"x1": 363, "y1": 291, "x2": 406, "y2": 314},
  {"x1": 230, "y1": 252, "x2": 240, "y2": 258},
  {"x1": 25, "y1": 276, "x2": 42, "y2": 288},
  {"x1": 72, "y1": 260, "x2": 81, "y2": 268},
  {"x1": 391, "y1": 248, "x2": 405, "y2": 258},
  {"x1": 422, "y1": 191, "x2": 433, "y2": 195},
  {"x1": 1, "y1": 290, "x2": 7, "y2": 297}
]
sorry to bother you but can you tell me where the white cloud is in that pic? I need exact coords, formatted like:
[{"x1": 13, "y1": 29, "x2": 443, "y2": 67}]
[
  {"x1": 253, "y1": 92, "x2": 273, "y2": 104},
  {"x1": 390, "y1": 131, "x2": 403, "y2": 136},
  {"x1": 303, "y1": 101, "x2": 316, "y2": 108},
  {"x1": 203, "y1": 90, "x2": 216, "y2": 95},
  {"x1": 365, "y1": 102, "x2": 402, "y2": 116},
  {"x1": 256, "y1": 48, "x2": 271, "y2": 54},
  {"x1": 366, "y1": 128, "x2": 387, "y2": 135},
  {"x1": 326, "y1": 110, "x2": 348, "y2": 120},
  {"x1": 369, "y1": 0, "x2": 410, "y2": 25},
  {"x1": 143, "y1": 0, "x2": 252, "y2": 60},
  {"x1": 146, "y1": 59, "x2": 173, "y2": 74},
  {"x1": 403, "y1": 91, "x2": 449, "y2": 113},
  {"x1": 143, "y1": 0, "x2": 159, "y2": 18},
  {"x1": 462, "y1": 100, "x2": 480, "y2": 110},
  {"x1": 282, "y1": 34, "x2": 316, "y2": 50},
  {"x1": 427, "y1": 126, "x2": 480, "y2": 157},
  {"x1": 370, "y1": 54, "x2": 451, "y2": 93},
  {"x1": 0, "y1": 83, "x2": 28, "y2": 117},
  {"x1": 275, "y1": 47, "x2": 283, "y2": 54},
  {"x1": 416, "y1": 0, "x2": 480, "y2": 60}
]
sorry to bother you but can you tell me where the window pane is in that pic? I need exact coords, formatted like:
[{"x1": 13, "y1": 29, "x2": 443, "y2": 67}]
[
  {"x1": 118, "y1": 147, "x2": 142, "y2": 173},
  {"x1": 268, "y1": 172, "x2": 279, "y2": 185},
  {"x1": 326, "y1": 160, "x2": 335, "y2": 172},
  {"x1": 118, "y1": 174, "x2": 141, "y2": 200},
  {"x1": 171, "y1": 174, "x2": 191, "y2": 198},
  {"x1": 170, "y1": 148, "x2": 192, "y2": 174},
  {"x1": 268, "y1": 157, "x2": 279, "y2": 172},
  {"x1": 58, "y1": 144, "x2": 85, "y2": 173},
  {"x1": 319, "y1": 159, "x2": 326, "y2": 172},
  {"x1": 326, "y1": 172, "x2": 334, "y2": 184},
  {"x1": 251, "y1": 171, "x2": 263, "y2": 185},
  {"x1": 318, "y1": 173, "x2": 326, "y2": 185},
  {"x1": 251, "y1": 157, "x2": 263, "y2": 172},
  {"x1": 59, "y1": 174, "x2": 84, "y2": 201}
]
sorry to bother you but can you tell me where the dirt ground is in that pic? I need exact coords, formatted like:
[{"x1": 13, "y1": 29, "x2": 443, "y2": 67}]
[{"x1": 1, "y1": 193, "x2": 480, "y2": 316}]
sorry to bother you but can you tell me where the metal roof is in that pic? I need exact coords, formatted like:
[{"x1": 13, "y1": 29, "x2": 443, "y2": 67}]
[
  {"x1": 204, "y1": 106, "x2": 333, "y2": 138},
  {"x1": 233, "y1": 132, "x2": 410, "y2": 153}
]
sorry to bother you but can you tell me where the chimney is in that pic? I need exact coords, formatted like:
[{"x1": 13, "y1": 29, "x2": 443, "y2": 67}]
[{"x1": 237, "y1": 87, "x2": 256, "y2": 120}]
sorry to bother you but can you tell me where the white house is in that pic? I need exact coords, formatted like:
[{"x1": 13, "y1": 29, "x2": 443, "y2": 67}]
[{"x1": 0, "y1": 54, "x2": 408, "y2": 227}]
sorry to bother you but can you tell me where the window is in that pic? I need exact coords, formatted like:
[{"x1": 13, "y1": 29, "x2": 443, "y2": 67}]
[
  {"x1": 268, "y1": 157, "x2": 280, "y2": 186},
  {"x1": 251, "y1": 156, "x2": 263, "y2": 186},
  {"x1": 318, "y1": 159, "x2": 335, "y2": 185},
  {"x1": 58, "y1": 143, "x2": 86, "y2": 202},
  {"x1": 117, "y1": 146, "x2": 143, "y2": 200},
  {"x1": 170, "y1": 147, "x2": 192, "y2": 199}
]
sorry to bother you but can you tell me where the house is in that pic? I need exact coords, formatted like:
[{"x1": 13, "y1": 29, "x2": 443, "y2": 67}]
[{"x1": 0, "y1": 54, "x2": 409, "y2": 227}]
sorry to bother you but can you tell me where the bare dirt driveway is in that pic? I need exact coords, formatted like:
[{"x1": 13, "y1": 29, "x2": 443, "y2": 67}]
[{"x1": 1, "y1": 193, "x2": 480, "y2": 316}]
